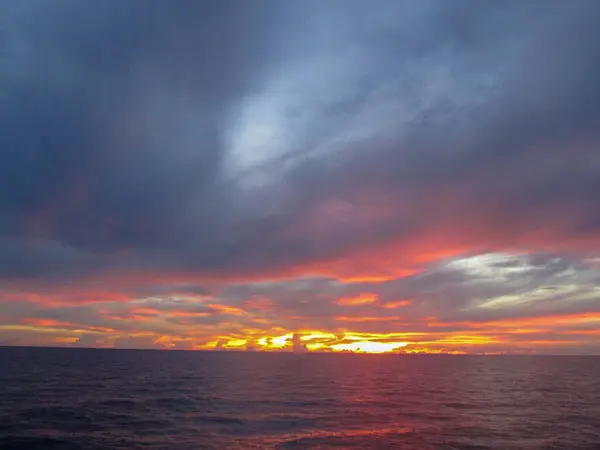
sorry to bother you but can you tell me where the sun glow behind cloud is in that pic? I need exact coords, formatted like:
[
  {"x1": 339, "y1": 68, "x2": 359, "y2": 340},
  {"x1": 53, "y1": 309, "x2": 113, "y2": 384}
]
[
  {"x1": 2, "y1": 251, "x2": 600, "y2": 354},
  {"x1": 330, "y1": 341, "x2": 408, "y2": 353}
]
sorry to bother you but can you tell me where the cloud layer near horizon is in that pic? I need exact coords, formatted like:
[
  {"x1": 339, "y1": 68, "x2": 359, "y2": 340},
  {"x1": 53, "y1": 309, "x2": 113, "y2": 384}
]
[{"x1": 1, "y1": 1, "x2": 600, "y2": 353}]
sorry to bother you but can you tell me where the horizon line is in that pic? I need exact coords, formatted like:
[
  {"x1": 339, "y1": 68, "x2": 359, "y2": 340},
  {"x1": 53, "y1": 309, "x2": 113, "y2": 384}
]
[{"x1": 1, "y1": 344, "x2": 599, "y2": 357}]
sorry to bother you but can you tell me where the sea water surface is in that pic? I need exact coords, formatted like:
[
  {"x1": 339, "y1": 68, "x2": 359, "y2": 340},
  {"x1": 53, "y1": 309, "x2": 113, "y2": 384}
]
[{"x1": 1, "y1": 347, "x2": 599, "y2": 449}]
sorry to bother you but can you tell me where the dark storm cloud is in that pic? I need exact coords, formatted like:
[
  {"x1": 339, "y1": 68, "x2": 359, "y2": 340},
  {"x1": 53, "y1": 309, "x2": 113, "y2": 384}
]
[
  {"x1": 1, "y1": 1, "x2": 600, "y2": 281},
  {"x1": 1, "y1": 0, "x2": 278, "y2": 277}
]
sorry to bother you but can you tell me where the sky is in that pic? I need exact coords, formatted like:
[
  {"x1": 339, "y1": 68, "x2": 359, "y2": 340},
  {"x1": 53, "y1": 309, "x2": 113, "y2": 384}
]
[{"x1": 2, "y1": 0, "x2": 600, "y2": 354}]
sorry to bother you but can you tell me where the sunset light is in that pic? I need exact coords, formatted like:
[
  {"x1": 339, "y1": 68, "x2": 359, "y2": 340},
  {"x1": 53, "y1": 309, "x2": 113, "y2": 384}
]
[
  {"x1": 2, "y1": 1, "x2": 600, "y2": 359},
  {"x1": 335, "y1": 293, "x2": 377, "y2": 306},
  {"x1": 4, "y1": 1, "x2": 600, "y2": 449},
  {"x1": 330, "y1": 341, "x2": 408, "y2": 354}
]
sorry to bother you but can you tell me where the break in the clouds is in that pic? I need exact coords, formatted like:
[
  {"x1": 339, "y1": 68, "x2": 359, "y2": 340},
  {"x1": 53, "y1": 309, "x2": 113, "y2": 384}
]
[{"x1": 1, "y1": 1, "x2": 600, "y2": 353}]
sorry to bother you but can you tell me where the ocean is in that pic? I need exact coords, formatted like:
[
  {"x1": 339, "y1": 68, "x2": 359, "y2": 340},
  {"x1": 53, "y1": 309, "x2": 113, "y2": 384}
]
[{"x1": 0, "y1": 347, "x2": 599, "y2": 449}]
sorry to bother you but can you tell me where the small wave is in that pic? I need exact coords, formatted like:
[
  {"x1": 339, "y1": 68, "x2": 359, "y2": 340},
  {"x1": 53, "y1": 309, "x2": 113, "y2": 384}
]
[
  {"x1": 200, "y1": 414, "x2": 244, "y2": 425},
  {"x1": 273, "y1": 426, "x2": 413, "y2": 449},
  {"x1": 281, "y1": 401, "x2": 322, "y2": 407},
  {"x1": 443, "y1": 401, "x2": 477, "y2": 410},
  {"x1": 17, "y1": 407, "x2": 94, "y2": 426},
  {"x1": 1, "y1": 348, "x2": 599, "y2": 449},
  {"x1": 129, "y1": 418, "x2": 175, "y2": 430},
  {"x1": 90, "y1": 399, "x2": 139, "y2": 410},
  {"x1": 0, "y1": 436, "x2": 83, "y2": 450},
  {"x1": 148, "y1": 396, "x2": 202, "y2": 410}
]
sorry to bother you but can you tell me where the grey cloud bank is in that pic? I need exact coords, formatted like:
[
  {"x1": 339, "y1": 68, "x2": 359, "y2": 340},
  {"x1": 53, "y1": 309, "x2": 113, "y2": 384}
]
[{"x1": 1, "y1": 0, "x2": 600, "y2": 283}]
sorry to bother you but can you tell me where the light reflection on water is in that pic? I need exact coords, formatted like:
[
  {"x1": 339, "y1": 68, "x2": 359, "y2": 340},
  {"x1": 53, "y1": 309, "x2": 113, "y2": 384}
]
[{"x1": 1, "y1": 348, "x2": 599, "y2": 449}]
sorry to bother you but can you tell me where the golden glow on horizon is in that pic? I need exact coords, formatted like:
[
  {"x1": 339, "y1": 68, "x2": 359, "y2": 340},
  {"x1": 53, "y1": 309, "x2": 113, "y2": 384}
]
[
  {"x1": 215, "y1": 339, "x2": 246, "y2": 349},
  {"x1": 55, "y1": 336, "x2": 78, "y2": 344},
  {"x1": 268, "y1": 333, "x2": 293, "y2": 348},
  {"x1": 330, "y1": 341, "x2": 408, "y2": 353},
  {"x1": 300, "y1": 332, "x2": 338, "y2": 341},
  {"x1": 5, "y1": 310, "x2": 600, "y2": 353}
]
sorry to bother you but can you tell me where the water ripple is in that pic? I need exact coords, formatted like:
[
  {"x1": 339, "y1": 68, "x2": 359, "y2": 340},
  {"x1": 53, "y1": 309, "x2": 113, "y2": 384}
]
[{"x1": 1, "y1": 348, "x2": 599, "y2": 449}]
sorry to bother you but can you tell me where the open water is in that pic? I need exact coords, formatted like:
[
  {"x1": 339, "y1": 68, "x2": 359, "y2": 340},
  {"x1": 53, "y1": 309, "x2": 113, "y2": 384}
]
[{"x1": 1, "y1": 347, "x2": 599, "y2": 449}]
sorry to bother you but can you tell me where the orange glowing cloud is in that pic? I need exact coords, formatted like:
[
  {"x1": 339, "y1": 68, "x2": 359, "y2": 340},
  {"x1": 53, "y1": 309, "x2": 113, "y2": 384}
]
[
  {"x1": 334, "y1": 315, "x2": 403, "y2": 322},
  {"x1": 335, "y1": 293, "x2": 377, "y2": 306},
  {"x1": 564, "y1": 330, "x2": 600, "y2": 336},
  {"x1": 243, "y1": 296, "x2": 275, "y2": 310},
  {"x1": 1, "y1": 289, "x2": 133, "y2": 306},
  {"x1": 483, "y1": 313, "x2": 600, "y2": 328},
  {"x1": 169, "y1": 311, "x2": 211, "y2": 318},
  {"x1": 19, "y1": 318, "x2": 116, "y2": 334},
  {"x1": 128, "y1": 307, "x2": 160, "y2": 316},
  {"x1": 430, "y1": 312, "x2": 600, "y2": 330},
  {"x1": 381, "y1": 300, "x2": 412, "y2": 309},
  {"x1": 55, "y1": 337, "x2": 78, "y2": 344},
  {"x1": 207, "y1": 304, "x2": 246, "y2": 316},
  {"x1": 21, "y1": 318, "x2": 63, "y2": 327}
]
